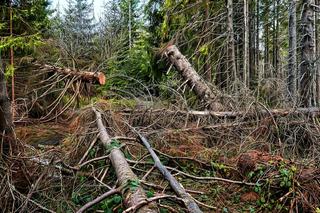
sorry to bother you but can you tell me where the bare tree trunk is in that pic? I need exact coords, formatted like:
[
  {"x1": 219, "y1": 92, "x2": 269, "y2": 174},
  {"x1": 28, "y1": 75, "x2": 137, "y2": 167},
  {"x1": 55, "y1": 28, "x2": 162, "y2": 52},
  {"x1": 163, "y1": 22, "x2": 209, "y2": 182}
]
[
  {"x1": 93, "y1": 108, "x2": 157, "y2": 213},
  {"x1": 135, "y1": 131, "x2": 202, "y2": 213},
  {"x1": 264, "y1": 1, "x2": 270, "y2": 78},
  {"x1": 243, "y1": 0, "x2": 249, "y2": 86},
  {"x1": 300, "y1": 0, "x2": 315, "y2": 107},
  {"x1": 203, "y1": 0, "x2": 212, "y2": 82},
  {"x1": 163, "y1": 45, "x2": 222, "y2": 110},
  {"x1": 316, "y1": 0, "x2": 320, "y2": 106},
  {"x1": 256, "y1": 0, "x2": 260, "y2": 86},
  {"x1": 227, "y1": 0, "x2": 237, "y2": 85},
  {"x1": 0, "y1": 58, "x2": 15, "y2": 156},
  {"x1": 288, "y1": 0, "x2": 297, "y2": 102}
]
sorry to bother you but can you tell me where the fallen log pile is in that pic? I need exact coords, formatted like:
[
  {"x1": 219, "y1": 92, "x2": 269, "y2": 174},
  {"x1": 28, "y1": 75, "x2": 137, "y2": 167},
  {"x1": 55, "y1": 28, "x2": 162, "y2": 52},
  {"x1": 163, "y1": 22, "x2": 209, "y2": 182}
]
[{"x1": 2, "y1": 46, "x2": 320, "y2": 212}]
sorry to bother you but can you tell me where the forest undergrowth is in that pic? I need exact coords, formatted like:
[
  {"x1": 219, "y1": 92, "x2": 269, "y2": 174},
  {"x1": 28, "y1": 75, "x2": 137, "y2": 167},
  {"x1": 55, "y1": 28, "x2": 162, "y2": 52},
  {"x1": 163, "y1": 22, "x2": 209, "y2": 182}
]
[{"x1": 1, "y1": 98, "x2": 319, "y2": 213}]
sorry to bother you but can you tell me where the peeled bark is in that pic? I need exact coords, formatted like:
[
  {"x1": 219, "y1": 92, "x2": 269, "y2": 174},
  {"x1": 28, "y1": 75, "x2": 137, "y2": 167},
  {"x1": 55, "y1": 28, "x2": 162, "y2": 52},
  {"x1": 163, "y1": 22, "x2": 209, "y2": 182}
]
[
  {"x1": 36, "y1": 64, "x2": 106, "y2": 85},
  {"x1": 135, "y1": 131, "x2": 202, "y2": 213},
  {"x1": 93, "y1": 108, "x2": 157, "y2": 213},
  {"x1": 300, "y1": 0, "x2": 315, "y2": 107},
  {"x1": 163, "y1": 45, "x2": 221, "y2": 110}
]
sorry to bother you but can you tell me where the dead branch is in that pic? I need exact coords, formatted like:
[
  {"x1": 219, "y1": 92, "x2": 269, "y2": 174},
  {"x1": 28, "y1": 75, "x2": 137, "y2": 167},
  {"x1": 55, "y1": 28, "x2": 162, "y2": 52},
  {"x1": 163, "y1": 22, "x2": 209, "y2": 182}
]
[
  {"x1": 133, "y1": 129, "x2": 203, "y2": 213},
  {"x1": 93, "y1": 107, "x2": 157, "y2": 213},
  {"x1": 123, "y1": 194, "x2": 183, "y2": 213},
  {"x1": 77, "y1": 187, "x2": 121, "y2": 213}
]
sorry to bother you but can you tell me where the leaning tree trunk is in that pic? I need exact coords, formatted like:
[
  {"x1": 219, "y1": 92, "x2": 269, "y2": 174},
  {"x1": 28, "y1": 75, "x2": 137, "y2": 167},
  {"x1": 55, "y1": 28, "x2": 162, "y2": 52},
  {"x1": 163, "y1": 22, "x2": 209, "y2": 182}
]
[
  {"x1": 300, "y1": 0, "x2": 315, "y2": 107},
  {"x1": 163, "y1": 45, "x2": 222, "y2": 110},
  {"x1": 288, "y1": 0, "x2": 297, "y2": 102},
  {"x1": 0, "y1": 59, "x2": 16, "y2": 156},
  {"x1": 93, "y1": 108, "x2": 157, "y2": 213}
]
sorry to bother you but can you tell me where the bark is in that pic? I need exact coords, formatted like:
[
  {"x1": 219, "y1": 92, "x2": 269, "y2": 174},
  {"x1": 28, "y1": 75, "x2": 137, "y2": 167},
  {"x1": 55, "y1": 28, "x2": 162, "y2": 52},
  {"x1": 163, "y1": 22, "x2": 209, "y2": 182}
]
[
  {"x1": 203, "y1": 0, "x2": 212, "y2": 82},
  {"x1": 0, "y1": 58, "x2": 15, "y2": 156},
  {"x1": 93, "y1": 108, "x2": 157, "y2": 213},
  {"x1": 256, "y1": 0, "x2": 260, "y2": 84},
  {"x1": 264, "y1": 1, "x2": 270, "y2": 78},
  {"x1": 135, "y1": 131, "x2": 202, "y2": 213},
  {"x1": 316, "y1": 0, "x2": 320, "y2": 106},
  {"x1": 163, "y1": 45, "x2": 221, "y2": 110},
  {"x1": 119, "y1": 107, "x2": 320, "y2": 119},
  {"x1": 288, "y1": 0, "x2": 297, "y2": 101},
  {"x1": 243, "y1": 0, "x2": 249, "y2": 86},
  {"x1": 36, "y1": 63, "x2": 106, "y2": 85},
  {"x1": 300, "y1": 0, "x2": 315, "y2": 107},
  {"x1": 227, "y1": 0, "x2": 237, "y2": 83}
]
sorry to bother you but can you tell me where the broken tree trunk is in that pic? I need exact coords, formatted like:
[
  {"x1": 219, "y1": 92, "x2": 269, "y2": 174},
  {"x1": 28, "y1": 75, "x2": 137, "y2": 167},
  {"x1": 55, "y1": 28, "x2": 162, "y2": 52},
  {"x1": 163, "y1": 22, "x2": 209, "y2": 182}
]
[
  {"x1": 36, "y1": 63, "x2": 106, "y2": 85},
  {"x1": 134, "y1": 130, "x2": 203, "y2": 213},
  {"x1": 93, "y1": 108, "x2": 157, "y2": 213},
  {"x1": 163, "y1": 45, "x2": 221, "y2": 110},
  {"x1": 0, "y1": 61, "x2": 16, "y2": 156}
]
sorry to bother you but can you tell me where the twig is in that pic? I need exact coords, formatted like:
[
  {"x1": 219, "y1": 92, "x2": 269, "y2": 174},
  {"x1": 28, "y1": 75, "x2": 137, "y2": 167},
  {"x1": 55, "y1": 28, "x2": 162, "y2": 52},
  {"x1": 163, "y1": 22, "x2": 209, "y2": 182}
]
[
  {"x1": 123, "y1": 195, "x2": 182, "y2": 213},
  {"x1": 76, "y1": 188, "x2": 121, "y2": 213},
  {"x1": 140, "y1": 180, "x2": 205, "y2": 195},
  {"x1": 11, "y1": 185, "x2": 56, "y2": 213},
  {"x1": 78, "y1": 134, "x2": 99, "y2": 165},
  {"x1": 78, "y1": 154, "x2": 110, "y2": 169}
]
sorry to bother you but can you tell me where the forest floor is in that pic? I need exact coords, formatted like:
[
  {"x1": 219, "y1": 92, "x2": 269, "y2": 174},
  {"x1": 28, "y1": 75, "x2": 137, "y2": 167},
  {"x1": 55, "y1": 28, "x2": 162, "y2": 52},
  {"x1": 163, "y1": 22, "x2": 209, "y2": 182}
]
[{"x1": 11, "y1": 100, "x2": 320, "y2": 213}]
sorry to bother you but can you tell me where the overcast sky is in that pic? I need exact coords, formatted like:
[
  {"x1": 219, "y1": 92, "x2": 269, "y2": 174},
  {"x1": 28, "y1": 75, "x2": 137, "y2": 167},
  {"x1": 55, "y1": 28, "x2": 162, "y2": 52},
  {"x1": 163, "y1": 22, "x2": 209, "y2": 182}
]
[{"x1": 50, "y1": 0, "x2": 105, "y2": 20}]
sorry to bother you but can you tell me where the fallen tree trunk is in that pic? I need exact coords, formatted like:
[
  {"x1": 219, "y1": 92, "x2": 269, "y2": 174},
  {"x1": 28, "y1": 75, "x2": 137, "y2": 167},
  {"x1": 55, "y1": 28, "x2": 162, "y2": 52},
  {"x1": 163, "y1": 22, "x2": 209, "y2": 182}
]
[
  {"x1": 134, "y1": 130, "x2": 203, "y2": 213},
  {"x1": 163, "y1": 45, "x2": 221, "y2": 110},
  {"x1": 119, "y1": 107, "x2": 320, "y2": 119},
  {"x1": 36, "y1": 63, "x2": 106, "y2": 85},
  {"x1": 92, "y1": 108, "x2": 157, "y2": 213}
]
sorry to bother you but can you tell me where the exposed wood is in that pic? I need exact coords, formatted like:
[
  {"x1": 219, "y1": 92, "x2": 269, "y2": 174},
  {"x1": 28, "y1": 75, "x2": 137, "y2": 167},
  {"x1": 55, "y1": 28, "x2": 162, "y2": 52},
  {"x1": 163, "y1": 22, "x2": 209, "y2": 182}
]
[
  {"x1": 93, "y1": 108, "x2": 157, "y2": 213},
  {"x1": 36, "y1": 63, "x2": 106, "y2": 85},
  {"x1": 134, "y1": 130, "x2": 203, "y2": 213},
  {"x1": 163, "y1": 45, "x2": 221, "y2": 110}
]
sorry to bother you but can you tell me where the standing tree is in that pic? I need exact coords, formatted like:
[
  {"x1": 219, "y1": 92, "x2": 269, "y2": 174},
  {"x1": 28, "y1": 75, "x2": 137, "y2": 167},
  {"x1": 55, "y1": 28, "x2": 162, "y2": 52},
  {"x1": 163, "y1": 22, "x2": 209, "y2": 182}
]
[
  {"x1": 243, "y1": 0, "x2": 249, "y2": 86},
  {"x1": 300, "y1": 0, "x2": 315, "y2": 107},
  {"x1": 288, "y1": 0, "x2": 297, "y2": 102},
  {"x1": 227, "y1": 0, "x2": 237, "y2": 85},
  {"x1": 59, "y1": 0, "x2": 96, "y2": 68}
]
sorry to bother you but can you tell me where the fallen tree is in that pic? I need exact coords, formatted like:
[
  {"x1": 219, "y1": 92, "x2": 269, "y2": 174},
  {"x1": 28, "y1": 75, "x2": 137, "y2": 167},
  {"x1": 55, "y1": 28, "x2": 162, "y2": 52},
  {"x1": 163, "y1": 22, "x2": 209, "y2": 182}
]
[
  {"x1": 133, "y1": 129, "x2": 203, "y2": 213},
  {"x1": 36, "y1": 63, "x2": 106, "y2": 85},
  {"x1": 119, "y1": 107, "x2": 320, "y2": 119},
  {"x1": 91, "y1": 108, "x2": 157, "y2": 213},
  {"x1": 163, "y1": 45, "x2": 221, "y2": 110}
]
